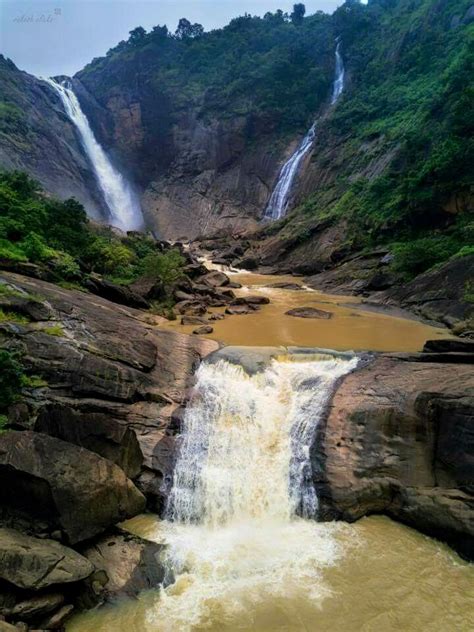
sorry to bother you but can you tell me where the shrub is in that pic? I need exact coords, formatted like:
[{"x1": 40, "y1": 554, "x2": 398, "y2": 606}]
[
  {"x1": 142, "y1": 249, "x2": 185, "y2": 286},
  {"x1": 0, "y1": 350, "x2": 23, "y2": 411}
]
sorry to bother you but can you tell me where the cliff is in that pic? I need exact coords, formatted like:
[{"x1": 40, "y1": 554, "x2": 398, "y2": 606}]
[{"x1": 0, "y1": 56, "x2": 107, "y2": 220}]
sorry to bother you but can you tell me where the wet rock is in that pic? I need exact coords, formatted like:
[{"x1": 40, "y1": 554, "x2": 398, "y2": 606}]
[
  {"x1": 11, "y1": 595, "x2": 64, "y2": 621},
  {"x1": 225, "y1": 305, "x2": 255, "y2": 315},
  {"x1": 193, "y1": 326, "x2": 213, "y2": 335},
  {"x1": 84, "y1": 276, "x2": 150, "y2": 310},
  {"x1": 0, "y1": 432, "x2": 145, "y2": 544},
  {"x1": 174, "y1": 300, "x2": 207, "y2": 316},
  {"x1": 209, "y1": 313, "x2": 225, "y2": 321},
  {"x1": 198, "y1": 271, "x2": 229, "y2": 288},
  {"x1": 128, "y1": 276, "x2": 165, "y2": 301},
  {"x1": 423, "y1": 339, "x2": 474, "y2": 354},
  {"x1": 265, "y1": 282, "x2": 303, "y2": 290},
  {"x1": 39, "y1": 604, "x2": 74, "y2": 629},
  {"x1": 79, "y1": 530, "x2": 165, "y2": 600},
  {"x1": 228, "y1": 282, "x2": 242, "y2": 289},
  {"x1": 35, "y1": 404, "x2": 143, "y2": 479},
  {"x1": 285, "y1": 307, "x2": 332, "y2": 319},
  {"x1": 318, "y1": 356, "x2": 474, "y2": 560},
  {"x1": 180, "y1": 315, "x2": 208, "y2": 326},
  {"x1": 230, "y1": 296, "x2": 270, "y2": 306},
  {"x1": 0, "y1": 295, "x2": 52, "y2": 322},
  {"x1": 0, "y1": 529, "x2": 93, "y2": 590},
  {"x1": 182, "y1": 263, "x2": 208, "y2": 279},
  {"x1": 173, "y1": 289, "x2": 195, "y2": 302}
]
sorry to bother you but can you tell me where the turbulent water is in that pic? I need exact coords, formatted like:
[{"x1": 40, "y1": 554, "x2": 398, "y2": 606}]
[
  {"x1": 44, "y1": 78, "x2": 143, "y2": 231},
  {"x1": 264, "y1": 40, "x2": 345, "y2": 221}
]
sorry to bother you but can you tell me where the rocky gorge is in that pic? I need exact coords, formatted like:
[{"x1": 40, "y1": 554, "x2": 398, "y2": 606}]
[{"x1": 0, "y1": 245, "x2": 473, "y2": 629}]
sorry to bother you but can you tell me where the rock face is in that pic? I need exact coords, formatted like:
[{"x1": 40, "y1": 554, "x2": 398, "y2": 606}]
[
  {"x1": 316, "y1": 355, "x2": 474, "y2": 559},
  {"x1": 79, "y1": 529, "x2": 165, "y2": 600},
  {"x1": 0, "y1": 528, "x2": 94, "y2": 590},
  {"x1": 0, "y1": 56, "x2": 106, "y2": 220},
  {"x1": 0, "y1": 271, "x2": 218, "y2": 515},
  {"x1": 377, "y1": 256, "x2": 474, "y2": 328},
  {"x1": 0, "y1": 431, "x2": 146, "y2": 544}
]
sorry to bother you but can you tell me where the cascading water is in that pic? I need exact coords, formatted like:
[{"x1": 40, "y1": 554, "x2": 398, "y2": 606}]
[
  {"x1": 143, "y1": 353, "x2": 358, "y2": 629},
  {"x1": 264, "y1": 40, "x2": 346, "y2": 221},
  {"x1": 44, "y1": 78, "x2": 143, "y2": 232}
]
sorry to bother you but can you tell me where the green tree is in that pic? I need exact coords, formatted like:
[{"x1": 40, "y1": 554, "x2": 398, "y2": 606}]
[{"x1": 291, "y1": 3, "x2": 306, "y2": 25}]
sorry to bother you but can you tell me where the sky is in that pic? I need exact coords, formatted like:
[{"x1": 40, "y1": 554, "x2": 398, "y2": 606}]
[{"x1": 0, "y1": 0, "x2": 346, "y2": 77}]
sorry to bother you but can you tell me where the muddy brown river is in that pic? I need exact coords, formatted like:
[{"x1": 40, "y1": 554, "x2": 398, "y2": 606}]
[{"x1": 163, "y1": 270, "x2": 450, "y2": 352}]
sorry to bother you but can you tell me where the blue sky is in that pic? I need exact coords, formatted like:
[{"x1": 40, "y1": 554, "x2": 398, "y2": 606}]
[{"x1": 0, "y1": 0, "x2": 345, "y2": 77}]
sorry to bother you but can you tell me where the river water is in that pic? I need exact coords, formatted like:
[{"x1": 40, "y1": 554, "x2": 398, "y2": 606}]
[
  {"x1": 67, "y1": 272, "x2": 471, "y2": 632},
  {"x1": 165, "y1": 269, "x2": 450, "y2": 352}
]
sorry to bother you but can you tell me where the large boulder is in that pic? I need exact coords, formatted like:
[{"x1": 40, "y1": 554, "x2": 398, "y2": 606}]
[
  {"x1": 84, "y1": 276, "x2": 150, "y2": 310},
  {"x1": 317, "y1": 356, "x2": 474, "y2": 559},
  {"x1": 0, "y1": 528, "x2": 93, "y2": 590},
  {"x1": 0, "y1": 431, "x2": 146, "y2": 544},
  {"x1": 35, "y1": 404, "x2": 143, "y2": 479},
  {"x1": 79, "y1": 529, "x2": 165, "y2": 600}
]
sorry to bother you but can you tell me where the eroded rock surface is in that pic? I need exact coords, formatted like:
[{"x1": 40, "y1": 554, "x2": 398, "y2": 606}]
[{"x1": 316, "y1": 355, "x2": 474, "y2": 559}]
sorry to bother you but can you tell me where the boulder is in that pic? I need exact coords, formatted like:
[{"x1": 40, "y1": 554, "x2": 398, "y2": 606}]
[
  {"x1": 198, "y1": 271, "x2": 229, "y2": 288},
  {"x1": 0, "y1": 432, "x2": 146, "y2": 544},
  {"x1": 423, "y1": 339, "x2": 474, "y2": 354},
  {"x1": 39, "y1": 604, "x2": 74, "y2": 629},
  {"x1": 173, "y1": 300, "x2": 207, "y2": 316},
  {"x1": 285, "y1": 307, "x2": 333, "y2": 319},
  {"x1": 0, "y1": 529, "x2": 93, "y2": 590},
  {"x1": 180, "y1": 315, "x2": 208, "y2": 326},
  {"x1": 84, "y1": 277, "x2": 150, "y2": 310},
  {"x1": 34, "y1": 405, "x2": 143, "y2": 479},
  {"x1": 79, "y1": 530, "x2": 165, "y2": 600},
  {"x1": 265, "y1": 282, "x2": 303, "y2": 290},
  {"x1": 317, "y1": 356, "x2": 474, "y2": 559},
  {"x1": 11, "y1": 594, "x2": 64, "y2": 620},
  {"x1": 231, "y1": 295, "x2": 270, "y2": 306},
  {"x1": 128, "y1": 276, "x2": 165, "y2": 301},
  {"x1": 192, "y1": 326, "x2": 213, "y2": 335},
  {"x1": 225, "y1": 305, "x2": 255, "y2": 315}
]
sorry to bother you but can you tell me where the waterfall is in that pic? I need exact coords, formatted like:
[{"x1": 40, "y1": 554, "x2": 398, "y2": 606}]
[
  {"x1": 167, "y1": 354, "x2": 357, "y2": 526},
  {"x1": 264, "y1": 40, "x2": 346, "y2": 221},
  {"x1": 148, "y1": 354, "x2": 357, "y2": 628},
  {"x1": 44, "y1": 78, "x2": 143, "y2": 232}
]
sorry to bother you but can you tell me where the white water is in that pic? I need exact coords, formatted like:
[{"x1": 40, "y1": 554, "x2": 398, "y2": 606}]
[
  {"x1": 146, "y1": 354, "x2": 358, "y2": 629},
  {"x1": 264, "y1": 40, "x2": 346, "y2": 221},
  {"x1": 44, "y1": 78, "x2": 143, "y2": 232}
]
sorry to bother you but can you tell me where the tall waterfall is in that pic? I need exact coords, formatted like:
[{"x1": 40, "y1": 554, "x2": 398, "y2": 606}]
[
  {"x1": 44, "y1": 78, "x2": 143, "y2": 232},
  {"x1": 149, "y1": 354, "x2": 357, "y2": 628},
  {"x1": 264, "y1": 40, "x2": 346, "y2": 221}
]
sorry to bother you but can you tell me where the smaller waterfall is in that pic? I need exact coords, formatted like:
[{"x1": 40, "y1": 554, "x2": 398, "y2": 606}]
[
  {"x1": 44, "y1": 78, "x2": 143, "y2": 232},
  {"x1": 331, "y1": 39, "x2": 345, "y2": 104},
  {"x1": 167, "y1": 354, "x2": 357, "y2": 525},
  {"x1": 264, "y1": 40, "x2": 346, "y2": 221}
]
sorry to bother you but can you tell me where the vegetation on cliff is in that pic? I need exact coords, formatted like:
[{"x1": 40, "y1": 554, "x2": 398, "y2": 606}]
[
  {"x1": 286, "y1": 0, "x2": 474, "y2": 278},
  {"x1": 78, "y1": 8, "x2": 335, "y2": 132},
  {"x1": 0, "y1": 170, "x2": 185, "y2": 288}
]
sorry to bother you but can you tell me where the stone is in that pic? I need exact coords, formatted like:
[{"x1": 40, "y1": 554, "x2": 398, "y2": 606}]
[
  {"x1": 0, "y1": 622, "x2": 17, "y2": 632},
  {"x1": 192, "y1": 326, "x2": 213, "y2": 335},
  {"x1": 35, "y1": 404, "x2": 143, "y2": 479},
  {"x1": 198, "y1": 271, "x2": 229, "y2": 288},
  {"x1": 11, "y1": 594, "x2": 64, "y2": 620},
  {"x1": 180, "y1": 315, "x2": 208, "y2": 326},
  {"x1": 0, "y1": 432, "x2": 146, "y2": 544},
  {"x1": 265, "y1": 282, "x2": 303, "y2": 290},
  {"x1": 231, "y1": 296, "x2": 270, "y2": 306},
  {"x1": 39, "y1": 604, "x2": 74, "y2": 630},
  {"x1": 285, "y1": 307, "x2": 332, "y2": 319},
  {"x1": 225, "y1": 305, "x2": 254, "y2": 315},
  {"x1": 84, "y1": 276, "x2": 151, "y2": 310},
  {"x1": 79, "y1": 530, "x2": 165, "y2": 600},
  {"x1": 173, "y1": 300, "x2": 207, "y2": 316},
  {"x1": 317, "y1": 356, "x2": 474, "y2": 560},
  {"x1": 0, "y1": 529, "x2": 93, "y2": 590},
  {"x1": 423, "y1": 339, "x2": 474, "y2": 354}
]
